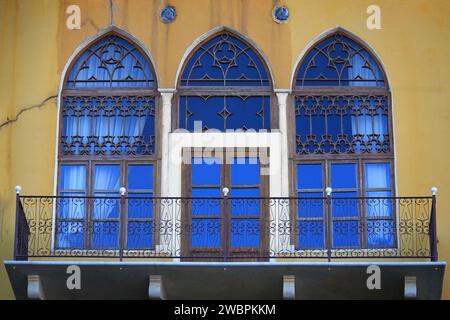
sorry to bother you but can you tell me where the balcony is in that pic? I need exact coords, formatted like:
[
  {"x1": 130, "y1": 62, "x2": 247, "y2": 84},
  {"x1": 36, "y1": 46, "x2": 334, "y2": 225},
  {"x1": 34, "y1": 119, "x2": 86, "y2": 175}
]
[
  {"x1": 6, "y1": 194, "x2": 445, "y2": 299},
  {"x1": 13, "y1": 194, "x2": 438, "y2": 261}
]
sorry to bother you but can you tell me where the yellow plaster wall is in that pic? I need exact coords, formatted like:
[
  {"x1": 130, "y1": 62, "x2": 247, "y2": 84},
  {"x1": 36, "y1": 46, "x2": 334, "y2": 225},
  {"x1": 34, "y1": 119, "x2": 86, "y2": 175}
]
[{"x1": 1, "y1": 0, "x2": 449, "y2": 299}]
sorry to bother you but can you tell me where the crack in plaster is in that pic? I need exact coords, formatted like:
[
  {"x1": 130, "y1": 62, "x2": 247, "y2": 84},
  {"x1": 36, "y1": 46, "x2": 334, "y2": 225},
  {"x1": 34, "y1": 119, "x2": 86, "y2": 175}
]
[{"x1": 0, "y1": 95, "x2": 57, "y2": 130}]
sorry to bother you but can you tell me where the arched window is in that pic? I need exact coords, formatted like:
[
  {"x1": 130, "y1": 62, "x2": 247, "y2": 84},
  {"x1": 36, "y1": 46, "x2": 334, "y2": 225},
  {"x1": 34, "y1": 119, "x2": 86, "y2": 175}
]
[
  {"x1": 57, "y1": 31, "x2": 158, "y2": 250},
  {"x1": 177, "y1": 31, "x2": 274, "y2": 131},
  {"x1": 292, "y1": 30, "x2": 394, "y2": 250}
]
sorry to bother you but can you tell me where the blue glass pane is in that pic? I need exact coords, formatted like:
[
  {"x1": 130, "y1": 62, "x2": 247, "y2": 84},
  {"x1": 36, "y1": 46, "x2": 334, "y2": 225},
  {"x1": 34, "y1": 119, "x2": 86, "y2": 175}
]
[
  {"x1": 180, "y1": 96, "x2": 270, "y2": 131},
  {"x1": 60, "y1": 165, "x2": 86, "y2": 190},
  {"x1": 297, "y1": 192, "x2": 324, "y2": 218},
  {"x1": 231, "y1": 158, "x2": 259, "y2": 185},
  {"x1": 332, "y1": 192, "x2": 358, "y2": 217},
  {"x1": 331, "y1": 163, "x2": 357, "y2": 189},
  {"x1": 58, "y1": 193, "x2": 86, "y2": 219},
  {"x1": 191, "y1": 189, "x2": 221, "y2": 216},
  {"x1": 127, "y1": 222, "x2": 153, "y2": 249},
  {"x1": 333, "y1": 221, "x2": 359, "y2": 247},
  {"x1": 230, "y1": 219, "x2": 260, "y2": 247},
  {"x1": 191, "y1": 219, "x2": 221, "y2": 247},
  {"x1": 365, "y1": 163, "x2": 391, "y2": 188},
  {"x1": 298, "y1": 221, "x2": 324, "y2": 248},
  {"x1": 366, "y1": 192, "x2": 393, "y2": 217},
  {"x1": 231, "y1": 188, "x2": 260, "y2": 216},
  {"x1": 56, "y1": 222, "x2": 84, "y2": 248},
  {"x1": 92, "y1": 221, "x2": 119, "y2": 248},
  {"x1": 296, "y1": 33, "x2": 385, "y2": 86},
  {"x1": 180, "y1": 33, "x2": 269, "y2": 87},
  {"x1": 367, "y1": 220, "x2": 395, "y2": 247},
  {"x1": 66, "y1": 35, "x2": 155, "y2": 88},
  {"x1": 94, "y1": 165, "x2": 120, "y2": 191},
  {"x1": 192, "y1": 157, "x2": 221, "y2": 185},
  {"x1": 93, "y1": 194, "x2": 120, "y2": 219},
  {"x1": 128, "y1": 194, "x2": 154, "y2": 219},
  {"x1": 297, "y1": 164, "x2": 323, "y2": 189},
  {"x1": 128, "y1": 165, "x2": 153, "y2": 190}
]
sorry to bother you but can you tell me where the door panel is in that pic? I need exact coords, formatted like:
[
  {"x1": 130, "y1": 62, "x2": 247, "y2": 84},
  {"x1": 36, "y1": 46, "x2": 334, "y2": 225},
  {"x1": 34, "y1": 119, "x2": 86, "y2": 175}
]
[{"x1": 182, "y1": 150, "x2": 269, "y2": 261}]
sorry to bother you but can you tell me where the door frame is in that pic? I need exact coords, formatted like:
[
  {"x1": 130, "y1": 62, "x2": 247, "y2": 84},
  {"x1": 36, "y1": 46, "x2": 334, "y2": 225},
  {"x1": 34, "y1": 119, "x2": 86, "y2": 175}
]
[{"x1": 181, "y1": 147, "x2": 270, "y2": 261}]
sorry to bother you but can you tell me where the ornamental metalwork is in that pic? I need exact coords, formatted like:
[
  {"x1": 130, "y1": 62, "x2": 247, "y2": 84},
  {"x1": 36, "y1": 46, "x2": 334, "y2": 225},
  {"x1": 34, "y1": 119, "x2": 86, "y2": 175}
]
[
  {"x1": 61, "y1": 96, "x2": 156, "y2": 156},
  {"x1": 295, "y1": 33, "x2": 386, "y2": 87},
  {"x1": 14, "y1": 195, "x2": 436, "y2": 261},
  {"x1": 294, "y1": 95, "x2": 390, "y2": 155},
  {"x1": 66, "y1": 34, "x2": 156, "y2": 88},
  {"x1": 180, "y1": 32, "x2": 270, "y2": 87}
]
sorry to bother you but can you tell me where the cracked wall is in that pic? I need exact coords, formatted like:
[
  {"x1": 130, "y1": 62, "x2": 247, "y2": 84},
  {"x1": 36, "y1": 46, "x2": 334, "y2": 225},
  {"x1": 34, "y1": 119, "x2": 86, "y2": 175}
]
[{"x1": 1, "y1": 0, "x2": 450, "y2": 300}]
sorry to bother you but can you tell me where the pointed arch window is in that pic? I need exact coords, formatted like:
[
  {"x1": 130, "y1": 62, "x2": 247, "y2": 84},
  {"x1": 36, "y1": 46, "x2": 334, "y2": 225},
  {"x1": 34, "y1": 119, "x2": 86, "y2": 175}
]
[
  {"x1": 177, "y1": 31, "x2": 274, "y2": 131},
  {"x1": 292, "y1": 31, "x2": 394, "y2": 250},
  {"x1": 57, "y1": 32, "x2": 158, "y2": 251},
  {"x1": 61, "y1": 33, "x2": 157, "y2": 156}
]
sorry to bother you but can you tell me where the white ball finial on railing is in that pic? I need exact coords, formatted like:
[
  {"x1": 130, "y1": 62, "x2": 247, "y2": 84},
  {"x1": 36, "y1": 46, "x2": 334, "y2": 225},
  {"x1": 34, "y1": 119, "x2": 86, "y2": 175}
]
[
  {"x1": 222, "y1": 187, "x2": 230, "y2": 197},
  {"x1": 431, "y1": 186, "x2": 438, "y2": 196},
  {"x1": 119, "y1": 187, "x2": 127, "y2": 196},
  {"x1": 325, "y1": 187, "x2": 332, "y2": 197},
  {"x1": 15, "y1": 185, "x2": 22, "y2": 195}
]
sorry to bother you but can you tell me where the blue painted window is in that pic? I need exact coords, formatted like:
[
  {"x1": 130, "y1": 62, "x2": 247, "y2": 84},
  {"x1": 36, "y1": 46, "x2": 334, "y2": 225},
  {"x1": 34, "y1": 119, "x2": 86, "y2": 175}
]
[
  {"x1": 330, "y1": 163, "x2": 359, "y2": 248},
  {"x1": 179, "y1": 32, "x2": 271, "y2": 132},
  {"x1": 365, "y1": 163, "x2": 394, "y2": 247},
  {"x1": 297, "y1": 163, "x2": 325, "y2": 248},
  {"x1": 92, "y1": 164, "x2": 120, "y2": 249},
  {"x1": 230, "y1": 158, "x2": 261, "y2": 248},
  {"x1": 180, "y1": 33, "x2": 269, "y2": 87},
  {"x1": 66, "y1": 35, "x2": 155, "y2": 88},
  {"x1": 295, "y1": 33, "x2": 385, "y2": 87},
  {"x1": 191, "y1": 157, "x2": 222, "y2": 248},
  {"x1": 57, "y1": 164, "x2": 86, "y2": 249},
  {"x1": 127, "y1": 164, "x2": 154, "y2": 249}
]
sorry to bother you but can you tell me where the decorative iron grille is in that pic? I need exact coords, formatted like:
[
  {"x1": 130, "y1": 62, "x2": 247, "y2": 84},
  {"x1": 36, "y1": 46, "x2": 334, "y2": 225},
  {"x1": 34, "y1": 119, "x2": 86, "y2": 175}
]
[
  {"x1": 14, "y1": 195, "x2": 437, "y2": 261},
  {"x1": 60, "y1": 96, "x2": 156, "y2": 156}
]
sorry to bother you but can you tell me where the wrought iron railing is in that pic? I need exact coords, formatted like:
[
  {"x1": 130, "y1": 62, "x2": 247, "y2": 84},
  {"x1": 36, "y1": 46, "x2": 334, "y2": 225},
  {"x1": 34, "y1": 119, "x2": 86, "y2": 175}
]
[{"x1": 13, "y1": 195, "x2": 438, "y2": 261}]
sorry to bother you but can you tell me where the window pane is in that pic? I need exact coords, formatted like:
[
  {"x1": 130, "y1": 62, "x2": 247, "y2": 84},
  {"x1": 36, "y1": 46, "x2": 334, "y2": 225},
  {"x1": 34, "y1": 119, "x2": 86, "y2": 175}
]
[
  {"x1": 298, "y1": 192, "x2": 324, "y2": 218},
  {"x1": 128, "y1": 193, "x2": 154, "y2": 219},
  {"x1": 231, "y1": 158, "x2": 260, "y2": 185},
  {"x1": 127, "y1": 222, "x2": 153, "y2": 249},
  {"x1": 93, "y1": 194, "x2": 120, "y2": 219},
  {"x1": 365, "y1": 163, "x2": 391, "y2": 189},
  {"x1": 56, "y1": 222, "x2": 84, "y2": 249},
  {"x1": 60, "y1": 165, "x2": 86, "y2": 190},
  {"x1": 366, "y1": 192, "x2": 393, "y2": 217},
  {"x1": 191, "y1": 219, "x2": 221, "y2": 247},
  {"x1": 231, "y1": 188, "x2": 260, "y2": 216},
  {"x1": 192, "y1": 188, "x2": 221, "y2": 216},
  {"x1": 297, "y1": 164, "x2": 323, "y2": 189},
  {"x1": 333, "y1": 221, "x2": 359, "y2": 247},
  {"x1": 230, "y1": 219, "x2": 260, "y2": 247},
  {"x1": 128, "y1": 164, "x2": 153, "y2": 190},
  {"x1": 332, "y1": 192, "x2": 358, "y2": 217},
  {"x1": 298, "y1": 221, "x2": 324, "y2": 248},
  {"x1": 58, "y1": 193, "x2": 85, "y2": 219},
  {"x1": 92, "y1": 221, "x2": 119, "y2": 248},
  {"x1": 367, "y1": 220, "x2": 395, "y2": 247},
  {"x1": 94, "y1": 165, "x2": 120, "y2": 191},
  {"x1": 331, "y1": 163, "x2": 357, "y2": 189},
  {"x1": 192, "y1": 157, "x2": 221, "y2": 185}
]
